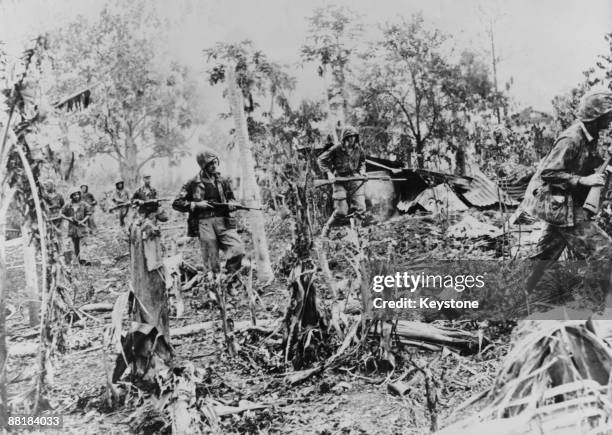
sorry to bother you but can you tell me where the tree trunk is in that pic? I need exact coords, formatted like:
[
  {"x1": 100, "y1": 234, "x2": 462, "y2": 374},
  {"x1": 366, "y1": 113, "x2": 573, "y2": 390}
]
[
  {"x1": 22, "y1": 224, "x2": 40, "y2": 326},
  {"x1": 226, "y1": 67, "x2": 274, "y2": 282},
  {"x1": 59, "y1": 120, "x2": 75, "y2": 181},
  {"x1": 119, "y1": 136, "x2": 140, "y2": 190},
  {"x1": 114, "y1": 216, "x2": 171, "y2": 382},
  {"x1": 416, "y1": 138, "x2": 425, "y2": 169},
  {"x1": 0, "y1": 186, "x2": 15, "y2": 423}
]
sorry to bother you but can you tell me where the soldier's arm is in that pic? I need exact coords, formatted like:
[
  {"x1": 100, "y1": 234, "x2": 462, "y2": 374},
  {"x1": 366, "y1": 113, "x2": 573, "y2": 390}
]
[
  {"x1": 131, "y1": 189, "x2": 142, "y2": 202},
  {"x1": 90, "y1": 194, "x2": 98, "y2": 206},
  {"x1": 172, "y1": 180, "x2": 194, "y2": 213},
  {"x1": 358, "y1": 149, "x2": 367, "y2": 175},
  {"x1": 222, "y1": 178, "x2": 236, "y2": 202},
  {"x1": 540, "y1": 137, "x2": 583, "y2": 190},
  {"x1": 317, "y1": 146, "x2": 337, "y2": 176}
]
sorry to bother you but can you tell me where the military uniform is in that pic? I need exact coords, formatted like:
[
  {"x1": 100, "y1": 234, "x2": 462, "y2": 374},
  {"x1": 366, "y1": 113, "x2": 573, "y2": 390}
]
[
  {"x1": 80, "y1": 185, "x2": 97, "y2": 230},
  {"x1": 132, "y1": 185, "x2": 158, "y2": 202},
  {"x1": 526, "y1": 91, "x2": 612, "y2": 305},
  {"x1": 172, "y1": 152, "x2": 244, "y2": 274},
  {"x1": 61, "y1": 191, "x2": 91, "y2": 260},
  {"x1": 111, "y1": 181, "x2": 130, "y2": 226},
  {"x1": 318, "y1": 126, "x2": 367, "y2": 234}
]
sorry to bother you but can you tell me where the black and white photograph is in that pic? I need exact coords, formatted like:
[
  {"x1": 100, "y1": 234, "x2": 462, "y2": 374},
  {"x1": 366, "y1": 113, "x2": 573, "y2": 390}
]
[{"x1": 1, "y1": 0, "x2": 612, "y2": 433}]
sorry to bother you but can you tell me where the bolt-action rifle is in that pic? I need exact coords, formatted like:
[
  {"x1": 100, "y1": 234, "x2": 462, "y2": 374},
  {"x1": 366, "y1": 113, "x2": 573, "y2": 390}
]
[
  {"x1": 209, "y1": 201, "x2": 263, "y2": 211},
  {"x1": 108, "y1": 198, "x2": 172, "y2": 212},
  {"x1": 313, "y1": 175, "x2": 408, "y2": 188}
]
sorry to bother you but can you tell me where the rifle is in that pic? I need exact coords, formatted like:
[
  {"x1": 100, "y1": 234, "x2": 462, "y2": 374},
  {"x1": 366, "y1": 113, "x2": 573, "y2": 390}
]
[
  {"x1": 109, "y1": 198, "x2": 172, "y2": 212},
  {"x1": 59, "y1": 215, "x2": 88, "y2": 227},
  {"x1": 209, "y1": 201, "x2": 263, "y2": 211},
  {"x1": 584, "y1": 154, "x2": 612, "y2": 214},
  {"x1": 313, "y1": 176, "x2": 408, "y2": 188}
]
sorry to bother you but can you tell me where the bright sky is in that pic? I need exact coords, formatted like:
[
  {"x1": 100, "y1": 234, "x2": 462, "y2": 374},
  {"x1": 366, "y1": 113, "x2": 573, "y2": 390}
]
[{"x1": 1, "y1": 0, "x2": 610, "y2": 112}]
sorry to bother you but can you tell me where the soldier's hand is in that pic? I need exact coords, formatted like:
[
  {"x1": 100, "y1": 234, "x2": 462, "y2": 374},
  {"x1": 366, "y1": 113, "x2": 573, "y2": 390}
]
[
  {"x1": 580, "y1": 173, "x2": 606, "y2": 187},
  {"x1": 194, "y1": 200, "x2": 213, "y2": 209},
  {"x1": 227, "y1": 204, "x2": 236, "y2": 212}
]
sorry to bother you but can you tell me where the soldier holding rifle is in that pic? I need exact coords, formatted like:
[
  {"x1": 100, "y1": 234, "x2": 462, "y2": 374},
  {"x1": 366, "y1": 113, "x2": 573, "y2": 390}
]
[
  {"x1": 60, "y1": 188, "x2": 91, "y2": 263},
  {"x1": 111, "y1": 180, "x2": 130, "y2": 227},
  {"x1": 526, "y1": 91, "x2": 612, "y2": 306},
  {"x1": 317, "y1": 125, "x2": 370, "y2": 236},
  {"x1": 172, "y1": 151, "x2": 245, "y2": 275}
]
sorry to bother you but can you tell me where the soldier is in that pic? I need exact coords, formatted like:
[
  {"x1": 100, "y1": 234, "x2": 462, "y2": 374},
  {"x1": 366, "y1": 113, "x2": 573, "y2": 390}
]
[
  {"x1": 526, "y1": 91, "x2": 612, "y2": 307},
  {"x1": 43, "y1": 180, "x2": 65, "y2": 225},
  {"x1": 317, "y1": 125, "x2": 368, "y2": 236},
  {"x1": 80, "y1": 184, "x2": 97, "y2": 231},
  {"x1": 111, "y1": 180, "x2": 130, "y2": 227},
  {"x1": 60, "y1": 188, "x2": 91, "y2": 263},
  {"x1": 132, "y1": 174, "x2": 158, "y2": 203},
  {"x1": 172, "y1": 151, "x2": 245, "y2": 275}
]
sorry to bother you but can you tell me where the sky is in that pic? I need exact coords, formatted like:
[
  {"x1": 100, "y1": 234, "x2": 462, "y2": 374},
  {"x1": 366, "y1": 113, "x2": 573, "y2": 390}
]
[{"x1": 1, "y1": 0, "x2": 610, "y2": 113}]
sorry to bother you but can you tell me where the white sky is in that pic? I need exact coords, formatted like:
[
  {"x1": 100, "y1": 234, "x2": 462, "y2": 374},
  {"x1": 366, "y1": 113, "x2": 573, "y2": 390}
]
[{"x1": 1, "y1": 0, "x2": 610, "y2": 112}]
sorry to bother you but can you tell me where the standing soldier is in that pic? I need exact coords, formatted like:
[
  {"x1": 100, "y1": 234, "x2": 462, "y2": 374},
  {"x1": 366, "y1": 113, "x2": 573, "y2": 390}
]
[
  {"x1": 43, "y1": 180, "x2": 65, "y2": 227},
  {"x1": 526, "y1": 91, "x2": 612, "y2": 307},
  {"x1": 80, "y1": 184, "x2": 97, "y2": 231},
  {"x1": 111, "y1": 180, "x2": 130, "y2": 227},
  {"x1": 172, "y1": 151, "x2": 245, "y2": 275},
  {"x1": 132, "y1": 174, "x2": 158, "y2": 203},
  {"x1": 61, "y1": 188, "x2": 91, "y2": 264},
  {"x1": 317, "y1": 125, "x2": 368, "y2": 236}
]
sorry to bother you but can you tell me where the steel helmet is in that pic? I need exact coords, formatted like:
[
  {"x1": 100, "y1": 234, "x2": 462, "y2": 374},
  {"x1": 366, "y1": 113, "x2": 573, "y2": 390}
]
[
  {"x1": 196, "y1": 151, "x2": 219, "y2": 167},
  {"x1": 576, "y1": 91, "x2": 612, "y2": 122},
  {"x1": 341, "y1": 125, "x2": 359, "y2": 142}
]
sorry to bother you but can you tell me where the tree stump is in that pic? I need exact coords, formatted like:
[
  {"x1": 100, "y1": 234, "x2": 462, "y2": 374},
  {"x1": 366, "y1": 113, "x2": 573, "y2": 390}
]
[{"x1": 113, "y1": 215, "x2": 172, "y2": 382}]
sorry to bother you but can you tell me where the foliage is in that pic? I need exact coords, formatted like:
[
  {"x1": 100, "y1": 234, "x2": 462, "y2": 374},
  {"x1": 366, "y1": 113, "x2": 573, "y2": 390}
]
[
  {"x1": 204, "y1": 40, "x2": 296, "y2": 120},
  {"x1": 301, "y1": 5, "x2": 363, "y2": 123},
  {"x1": 356, "y1": 14, "x2": 467, "y2": 167},
  {"x1": 48, "y1": 1, "x2": 201, "y2": 186}
]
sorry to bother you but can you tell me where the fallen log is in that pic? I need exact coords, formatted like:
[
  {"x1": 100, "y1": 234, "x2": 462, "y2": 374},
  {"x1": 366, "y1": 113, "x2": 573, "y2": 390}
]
[
  {"x1": 170, "y1": 319, "x2": 275, "y2": 338},
  {"x1": 372, "y1": 320, "x2": 482, "y2": 354},
  {"x1": 8, "y1": 341, "x2": 37, "y2": 357},
  {"x1": 212, "y1": 400, "x2": 268, "y2": 416},
  {"x1": 80, "y1": 302, "x2": 113, "y2": 312}
]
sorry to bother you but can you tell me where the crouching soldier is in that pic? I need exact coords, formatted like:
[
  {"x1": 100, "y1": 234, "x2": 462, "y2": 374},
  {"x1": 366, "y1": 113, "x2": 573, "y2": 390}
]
[
  {"x1": 526, "y1": 91, "x2": 612, "y2": 309},
  {"x1": 172, "y1": 151, "x2": 245, "y2": 275},
  {"x1": 61, "y1": 188, "x2": 91, "y2": 263},
  {"x1": 317, "y1": 125, "x2": 369, "y2": 236}
]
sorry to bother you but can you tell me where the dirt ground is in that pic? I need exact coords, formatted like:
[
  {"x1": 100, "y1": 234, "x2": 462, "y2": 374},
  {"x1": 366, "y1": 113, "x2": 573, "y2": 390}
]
[{"x1": 5, "y1": 206, "x2": 510, "y2": 434}]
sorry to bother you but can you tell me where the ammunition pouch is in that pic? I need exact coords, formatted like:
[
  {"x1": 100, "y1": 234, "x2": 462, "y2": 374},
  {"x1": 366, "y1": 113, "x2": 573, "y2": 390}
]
[{"x1": 533, "y1": 184, "x2": 574, "y2": 227}]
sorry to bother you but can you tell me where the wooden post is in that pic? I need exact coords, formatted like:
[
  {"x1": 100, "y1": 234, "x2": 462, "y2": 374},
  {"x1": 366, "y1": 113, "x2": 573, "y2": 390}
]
[
  {"x1": 22, "y1": 224, "x2": 40, "y2": 326},
  {"x1": 226, "y1": 66, "x2": 274, "y2": 282}
]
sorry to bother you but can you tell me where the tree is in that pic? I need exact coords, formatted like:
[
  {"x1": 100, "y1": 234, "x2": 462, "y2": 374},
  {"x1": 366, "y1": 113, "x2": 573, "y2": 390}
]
[
  {"x1": 205, "y1": 41, "x2": 292, "y2": 282},
  {"x1": 49, "y1": 2, "x2": 201, "y2": 187},
  {"x1": 358, "y1": 14, "x2": 459, "y2": 168},
  {"x1": 301, "y1": 5, "x2": 363, "y2": 137}
]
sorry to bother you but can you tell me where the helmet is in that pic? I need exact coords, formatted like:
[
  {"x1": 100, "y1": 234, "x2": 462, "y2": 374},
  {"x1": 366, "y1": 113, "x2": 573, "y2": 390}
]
[
  {"x1": 341, "y1": 125, "x2": 359, "y2": 142},
  {"x1": 196, "y1": 151, "x2": 219, "y2": 167},
  {"x1": 69, "y1": 187, "x2": 81, "y2": 198},
  {"x1": 115, "y1": 180, "x2": 124, "y2": 186},
  {"x1": 577, "y1": 91, "x2": 612, "y2": 122}
]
